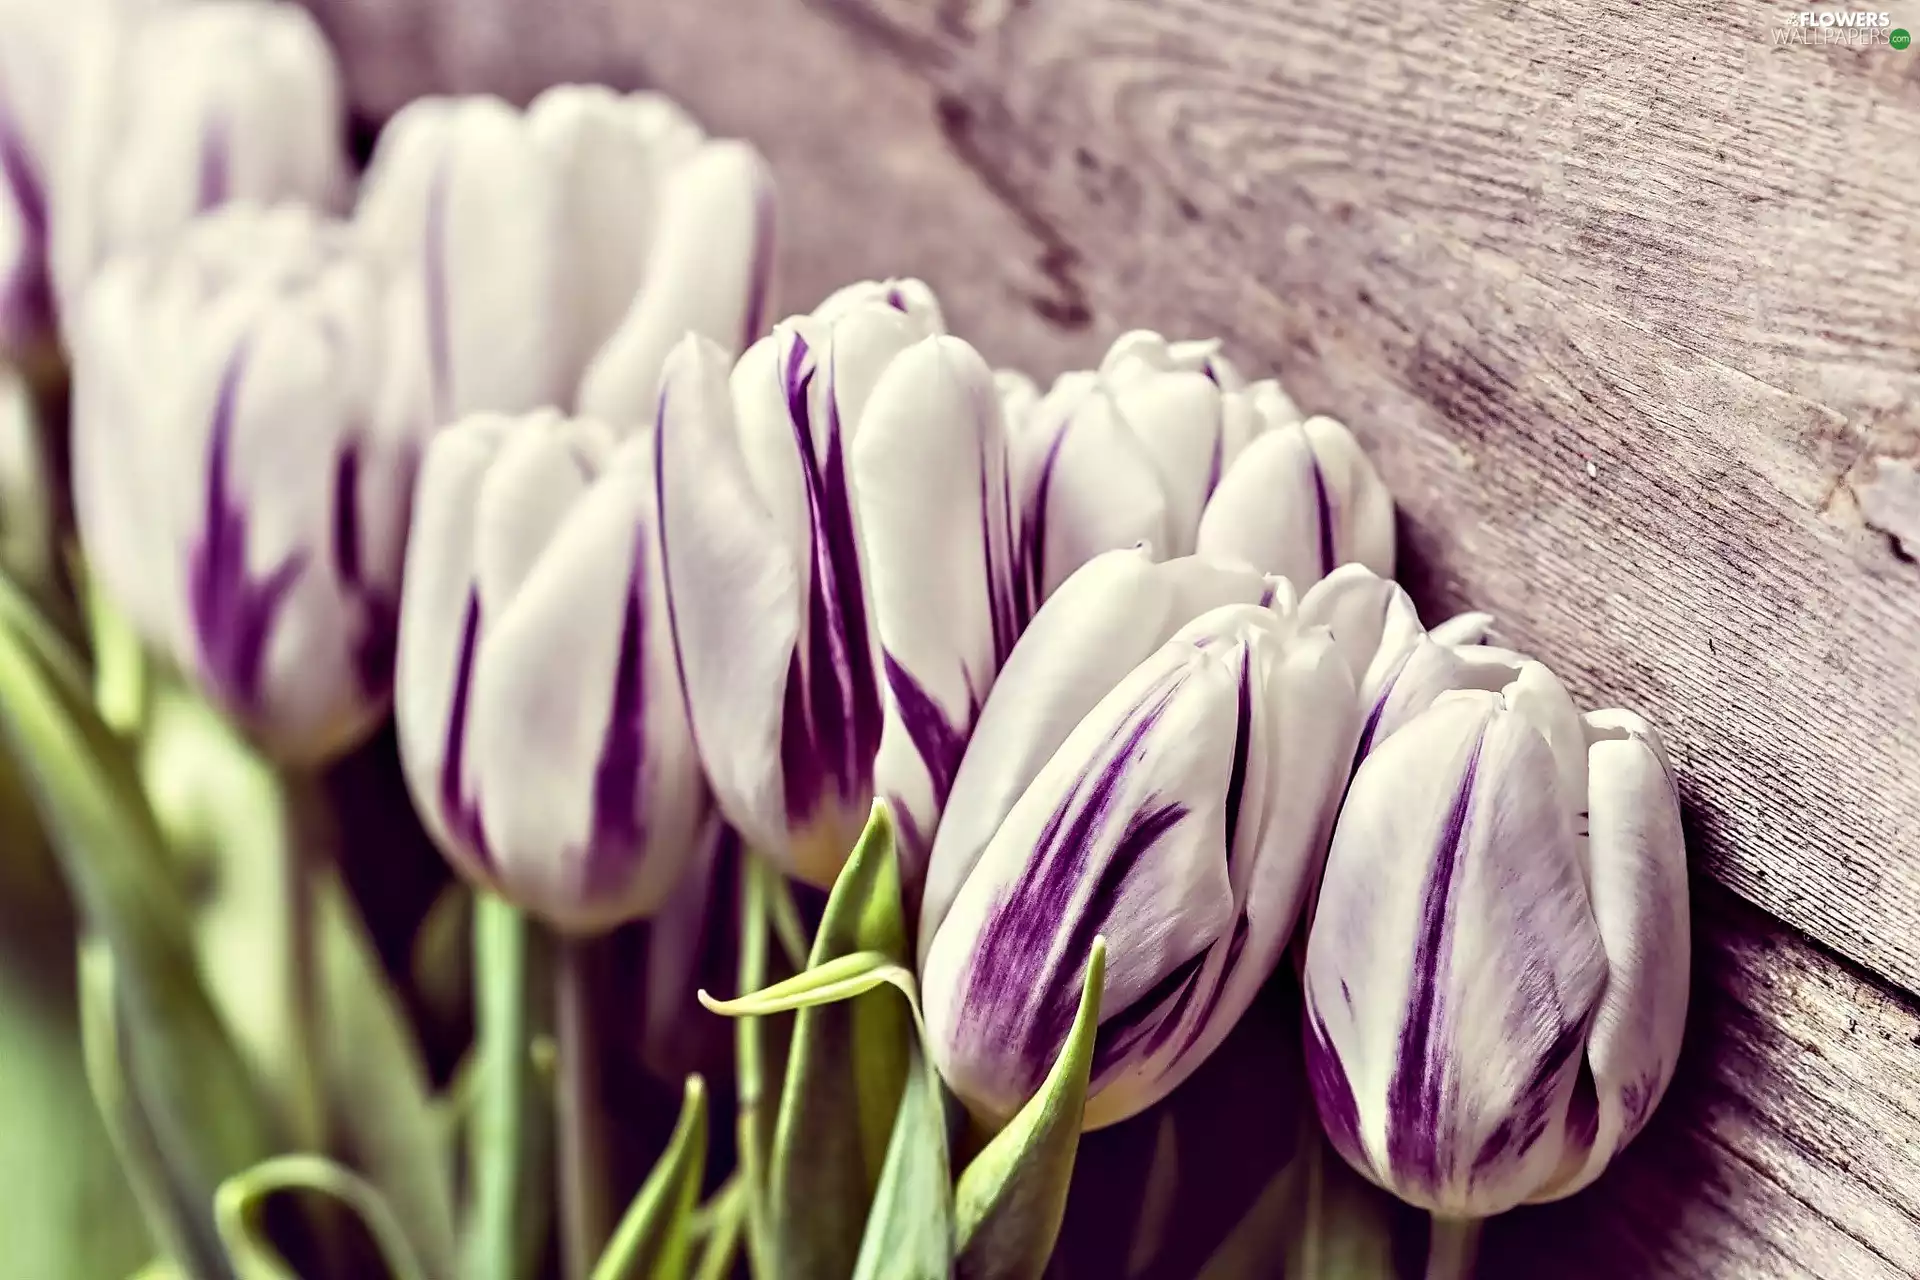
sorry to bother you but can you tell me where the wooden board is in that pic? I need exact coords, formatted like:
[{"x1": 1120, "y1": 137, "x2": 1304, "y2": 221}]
[{"x1": 302, "y1": 0, "x2": 1920, "y2": 1271}]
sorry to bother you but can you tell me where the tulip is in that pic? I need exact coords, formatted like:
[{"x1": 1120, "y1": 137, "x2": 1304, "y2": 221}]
[
  {"x1": 1018, "y1": 331, "x2": 1394, "y2": 590},
  {"x1": 355, "y1": 84, "x2": 774, "y2": 438},
  {"x1": 51, "y1": 0, "x2": 348, "y2": 319},
  {"x1": 394, "y1": 409, "x2": 707, "y2": 932},
  {"x1": 921, "y1": 597, "x2": 1359, "y2": 1131},
  {"x1": 1295, "y1": 563, "x2": 1495, "y2": 750},
  {"x1": 70, "y1": 203, "x2": 408, "y2": 764},
  {"x1": 1301, "y1": 664, "x2": 1689, "y2": 1221},
  {"x1": 653, "y1": 286, "x2": 1038, "y2": 889}
]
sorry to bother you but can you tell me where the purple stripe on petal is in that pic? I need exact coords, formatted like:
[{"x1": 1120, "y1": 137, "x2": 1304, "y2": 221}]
[
  {"x1": 187, "y1": 347, "x2": 306, "y2": 715},
  {"x1": 1352, "y1": 649, "x2": 1413, "y2": 768},
  {"x1": 1308, "y1": 450, "x2": 1336, "y2": 579},
  {"x1": 1384, "y1": 728, "x2": 1485, "y2": 1190},
  {"x1": 885, "y1": 285, "x2": 906, "y2": 311},
  {"x1": 439, "y1": 587, "x2": 491, "y2": 869},
  {"x1": 1469, "y1": 1015, "x2": 1589, "y2": 1181},
  {"x1": 882, "y1": 651, "x2": 979, "y2": 815},
  {"x1": 1092, "y1": 946, "x2": 1208, "y2": 1078},
  {"x1": 1621, "y1": 1070, "x2": 1660, "y2": 1139},
  {"x1": 1306, "y1": 993, "x2": 1367, "y2": 1171},
  {"x1": 778, "y1": 337, "x2": 884, "y2": 827},
  {"x1": 0, "y1": 96, "x2": 52, "y2": 343},
  {"x1": 423, "y1": 162, "x2": 453, "y2": 427},
  {"x1": 955, "y1": 666, "x2": 1187, "y2": 1097},
  {"x1": 196, "y1": 118, "x2": 230, "y2": 210},
  {"x1": 579, "y1": 532, "x2": 650, "y2": 895},
  {"x1": 330, "y1": 444, "x2": 401, "y2": 697}
]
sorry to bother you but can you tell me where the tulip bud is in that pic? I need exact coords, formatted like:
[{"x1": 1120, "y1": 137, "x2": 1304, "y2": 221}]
[
  {"x1": 923, "y1": 601, "x2": 1359, "y2": 1132},
  {"x1": 52, "y1": 1, "x2": 348, "y2": 318},
  {"x1": 71, "y1": 203, "x2": 408, "y2": 764},
  {"x1": 653, "y1": 288, "x2": 1020, "y2": 888},
  {"x1": 919, "y1": 547, "x2": 1275, "y2": 954},
  {"x1": 1302, "y1": 667, "x2": 1688, "y2": 1218},
  {"x1": 394, "y1": 409, "x2": 707, "y2": 932},
  {"x1": 356, "y1": 84, "x2": 774, "y2": 436},
  {"x1": 1019, "y1": 331, "x2": 1392, "y2": 593}
]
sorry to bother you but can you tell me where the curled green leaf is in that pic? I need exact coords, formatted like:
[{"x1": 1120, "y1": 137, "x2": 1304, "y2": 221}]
[
  {"x1": 591, "y1": 1076, "x2": 709, "y2": 1280},
  {"x1": 954, "y1": 937, "x2": 1107, "y2": 1280},
  {"x1": 697, "y1": 949, "x2": 920, "y2": 1022},
  {"x1": 213, "y1": 1154, "x2": 429, "y2": 1280}
]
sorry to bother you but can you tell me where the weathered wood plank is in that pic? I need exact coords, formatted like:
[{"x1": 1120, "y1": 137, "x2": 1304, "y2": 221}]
[{"x1": 299, "y1": 0, "x2": 1920, "y2": 1271}]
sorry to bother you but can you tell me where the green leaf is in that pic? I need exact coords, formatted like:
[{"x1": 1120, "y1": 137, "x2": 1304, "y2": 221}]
[
  {"x1": 464, "y1": 895, "x2": 553, "y2": 1280},
  {"x1": 77, "y1": 936, "x2": 225, "y2": 1279},
  {"x1": 765, "y1": 802, "x2": 914, "y2": 1278},
  {"x1": 314, "y1": 868, "x2": 459, "y2": 1280},
  {"x1": 688, "y1": 1178, "x2": 746, "y2": 1280},
  {"x1": 850, "y1": 1037, "x2": 953, "y2": 1280},
  {"x1": 213, "y1": 1154, "x2": 431, "y2": 1280},
  {"x1": 590, "y1": 1076, "x2": 709, "y2": 1280},
  {"x1": 0, "y1": 596, "x2": 280, "y2": 1218},
  {"x1": 697, "y1": 949, "x2": 917, "y2": 1019},
  {"x1": 954, "y1": 937, "x2": 1106, "y2": 1280}
]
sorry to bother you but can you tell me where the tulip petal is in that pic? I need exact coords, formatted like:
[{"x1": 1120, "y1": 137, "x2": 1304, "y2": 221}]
[
  {"x1": 395, "y1": 415, "x2": 516, "y2": 870},
  {"x1": 1297, "y1": 564, "x2": 1427, "y2": 709},
  {"x1": 466, "y1": 435, "x2": 706, "y2": 931},
  {"x1": 1534, "y1": 710, "x2": 1688, "y2": 1201},
  {"x1": 525, "y1": 86, "x2": 703, "y2": 395},
  {"x1": 576, "y1": 141, "x2": 776, "y2": 430},
  {"x1": 653, "y1": 336, "x2": 802, "y2": 864},
  {"x1": 1304, "y1": 692, "x2": 1607, "y2": 1217},
  {"x1": 358, "y1": 96, "x2": 565, "y2": 423},
  {"x1": 919, "y1": 550, "x2": 1266, "y2": 958},
  {"x1": 1012, "y1": 379, "x2": 1172, "y2": 602},
  {"x1": 854, "y1": 336, "x2": 1016, "y2": 897}
]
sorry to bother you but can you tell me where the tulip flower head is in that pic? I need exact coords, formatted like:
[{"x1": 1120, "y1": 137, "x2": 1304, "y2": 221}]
[
  {"x1": 0, "y1": 0, "x2": 345, "y2": 356},
  {"x1": 71, "y1": 203, "x2": 407, "y2": 764},
  {"x1": 654, "y1": 285, "x2": 1061, "y2": 889},
  {"x1": 356, "y1": 84, "x2": 774, "y2": 437},
  {"x1": 923, "y1": 593, "x2": 1359, "y2": 1132},
  {"x1": 52, "y1": 0, "x2": 348, "y2": 319},
  {"x1": 1019, "y1": 331, "x2": 1395, "y2": 591},
  {"x1": 1302, "y1": 661, "x2": 1689, "y2": 1218},
  {"x1": 394, "y1": 409, "x2": 707, "y2": 932}
]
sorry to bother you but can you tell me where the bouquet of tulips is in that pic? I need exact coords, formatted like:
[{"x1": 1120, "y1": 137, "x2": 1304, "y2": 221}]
[{"x1": 0, "y1": 1, "x2": 1694, "y2": 1278}]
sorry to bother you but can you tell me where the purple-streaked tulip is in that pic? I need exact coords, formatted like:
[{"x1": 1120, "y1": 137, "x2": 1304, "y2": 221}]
[
  {"x1": 355, "y1": 84, "x2": 774, "y2": 438},
  {"x1": 51, "y1": 0, "x2": 347, "y2": 319},
  {"x1": 918, "y1": 546, "x2": 1280, "y2": 955},
  {"x1": 394, "y1": 409, "x2": 706, "y2": 932},
  {"x1": 1302, "y1": 668, "x2": 1689, "y2": 1219},
  {"x1": 922, "y1": 599, "x2": 1359, "y2": 1132},
  {"x1": 653, "y1": 285, "x2": 1044, "y2": 889},
  {"x1": 70, "y1": 203, "x2": 407, "y2": 764}
]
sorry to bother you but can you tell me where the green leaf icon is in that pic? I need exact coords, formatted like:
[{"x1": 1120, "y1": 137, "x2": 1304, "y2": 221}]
[{"x1": 1893, "y1": 27, "x2": 1912, "y2": 49}]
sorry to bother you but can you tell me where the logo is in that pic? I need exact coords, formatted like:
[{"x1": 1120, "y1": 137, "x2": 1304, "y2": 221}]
[{"x1": 1774, "y1": 10, "x2": 1906, "y2": 44}]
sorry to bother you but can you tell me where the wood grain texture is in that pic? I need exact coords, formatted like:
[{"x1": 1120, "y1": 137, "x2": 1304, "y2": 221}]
[{"x1": 297, "y1": 0, "x2": 1920, "y2": 1271}]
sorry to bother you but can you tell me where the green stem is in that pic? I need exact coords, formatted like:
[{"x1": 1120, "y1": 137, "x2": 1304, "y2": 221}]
[
  {"x1": 737, "y1": 859, "x2": 776, "y2": 1280},
  {"x1": 1425, "y1": 1216, "x2": 1483, "y2": 1280},
  {"x1": 467, "y1": 896, "x2": 532, "y2": 1280},
  {"x1": 555, "y1": 935, "x2": 610, "y2": 1280},
  {"x1": 278, "y1": 774, "x2": 330, "y2": 1155}
]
